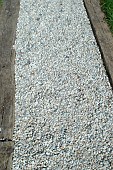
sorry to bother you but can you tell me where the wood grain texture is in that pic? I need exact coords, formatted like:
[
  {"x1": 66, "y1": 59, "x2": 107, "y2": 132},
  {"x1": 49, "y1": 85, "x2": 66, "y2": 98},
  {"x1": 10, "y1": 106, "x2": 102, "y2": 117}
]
[
  {"x1": 0, "y1": 0, "x2": 20, "y2": 169},
  {"x1": 84, "y1": 0, "x2": 113, "y2": 89}
]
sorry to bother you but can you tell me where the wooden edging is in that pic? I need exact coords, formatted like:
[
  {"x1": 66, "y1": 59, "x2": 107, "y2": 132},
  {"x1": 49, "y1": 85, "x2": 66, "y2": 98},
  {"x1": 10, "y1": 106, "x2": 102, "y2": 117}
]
[
  {"x1": 0, "y1": 0, "x2": 20, "y2": 169},
  {"x1": 83, "y1": 0, "x2": 113, "y2": 90}
]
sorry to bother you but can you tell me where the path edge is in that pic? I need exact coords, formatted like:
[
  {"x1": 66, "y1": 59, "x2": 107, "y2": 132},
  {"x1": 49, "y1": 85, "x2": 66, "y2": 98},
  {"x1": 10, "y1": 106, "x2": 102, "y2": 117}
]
[
  {"x1": 83, "y1": 0, "x2": 113, "y2": 90},
  {"x1": 0, "y1": 0, "x2": 20, "y2": 169}
]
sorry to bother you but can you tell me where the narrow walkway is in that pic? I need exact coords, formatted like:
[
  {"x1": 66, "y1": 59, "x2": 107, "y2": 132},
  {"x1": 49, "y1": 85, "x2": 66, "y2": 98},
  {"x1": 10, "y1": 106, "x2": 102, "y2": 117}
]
[{"x1": 13, "y1": 0, "x2": 113, "y2": 169}]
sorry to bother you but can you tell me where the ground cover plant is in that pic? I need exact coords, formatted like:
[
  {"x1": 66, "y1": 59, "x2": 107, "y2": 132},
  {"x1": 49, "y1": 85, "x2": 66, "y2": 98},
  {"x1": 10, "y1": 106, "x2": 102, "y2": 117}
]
[{"x1": 100, "y1": 0, "x2": 113, "y2": 34}]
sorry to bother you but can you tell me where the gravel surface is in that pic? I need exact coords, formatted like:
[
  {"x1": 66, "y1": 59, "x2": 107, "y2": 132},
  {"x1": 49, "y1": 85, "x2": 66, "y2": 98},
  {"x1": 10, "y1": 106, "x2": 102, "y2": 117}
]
[{"x1": 13, "y1": 0, "x2": 113, "y2": 169}]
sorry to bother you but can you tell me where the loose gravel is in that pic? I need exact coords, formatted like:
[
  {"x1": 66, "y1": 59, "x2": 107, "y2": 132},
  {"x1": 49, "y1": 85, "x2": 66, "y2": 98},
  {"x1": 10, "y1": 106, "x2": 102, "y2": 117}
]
[{"x1": 13, "y1": 0, "x2": 113, "y2": 169}]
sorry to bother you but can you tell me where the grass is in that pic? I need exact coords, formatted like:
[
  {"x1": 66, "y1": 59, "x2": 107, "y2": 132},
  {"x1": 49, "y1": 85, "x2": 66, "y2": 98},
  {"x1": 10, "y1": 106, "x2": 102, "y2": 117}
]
[
  {"x1": 0, "y1": 0, "x2": 3, "y2": 6},
  {"x1": 100, "y1": 0, "x2": 113, "y2": 33}
]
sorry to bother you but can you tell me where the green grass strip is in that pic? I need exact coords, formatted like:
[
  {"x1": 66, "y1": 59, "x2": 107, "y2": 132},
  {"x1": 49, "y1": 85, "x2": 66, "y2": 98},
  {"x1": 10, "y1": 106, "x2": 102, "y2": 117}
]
[{"x1": 100, "y1": 0, "x2": 113, "y2": 33}]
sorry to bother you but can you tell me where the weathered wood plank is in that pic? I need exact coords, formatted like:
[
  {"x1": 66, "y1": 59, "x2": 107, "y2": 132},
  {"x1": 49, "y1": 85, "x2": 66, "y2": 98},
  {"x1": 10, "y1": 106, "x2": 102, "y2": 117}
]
[
  {"x1": 0, "y1": 0, "x2": 20, "y2": 169},
  {"x1": 83, "y1": 0, "x2": 113, "y2": 89},
  {"x1": 0, "y1": 141, "x2": 14, "y2": 170}
]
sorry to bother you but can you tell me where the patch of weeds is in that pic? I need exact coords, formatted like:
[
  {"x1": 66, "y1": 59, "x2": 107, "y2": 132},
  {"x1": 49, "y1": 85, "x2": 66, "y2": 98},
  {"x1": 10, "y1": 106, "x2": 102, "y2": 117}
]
[{"x1": 100, "y1": 0, "x2": 113, "y2": 34}]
